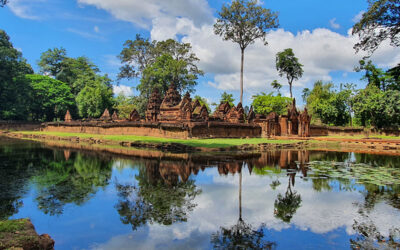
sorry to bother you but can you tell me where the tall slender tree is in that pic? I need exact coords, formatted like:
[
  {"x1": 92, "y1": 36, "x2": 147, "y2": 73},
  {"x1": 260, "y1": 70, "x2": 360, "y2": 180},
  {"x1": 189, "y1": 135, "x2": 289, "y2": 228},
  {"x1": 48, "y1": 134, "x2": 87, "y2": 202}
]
[
  {"x1": 214, "y1": 0, "x2": 278, "y2": 104},
  {"x1": 275, "y1": 48, "x2": 303, "y2": 98}
]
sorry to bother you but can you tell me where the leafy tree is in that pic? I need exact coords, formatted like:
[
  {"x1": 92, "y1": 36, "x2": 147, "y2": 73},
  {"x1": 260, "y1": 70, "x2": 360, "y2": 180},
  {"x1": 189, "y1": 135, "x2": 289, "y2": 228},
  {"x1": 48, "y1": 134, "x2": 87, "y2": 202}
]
[
  {"x1": 139, "y1": 54, "x2": 200, "y2": 96},
  {"x1": 113, "y1": 94, "x2": 136, "y2": 119},
  {"x1": 305, "y1": 81, "x2": 350, "y2": 126},
  {"x1": 0, "y1": 29, "x2": 33, "y2": 120},
  {"x1": 271, "y1": 80, "x2": 282, "y2": 93},
  {"x1": 0, "y1": 0, "x2": 8, "y2": 7},
  {"x1": 214, "y1": 0, "x2": 279, "y2": 104},
  {"x1": 38, "y1": 48, "x2": 99, "y2": 95},
  {"x1": 352, "y1": 85, "x2": 400, "y2": 128},
  {"x1": 38, "y1": 47, "x2": 67, "y2": 77},
  {"x1": 194, "y1": 95, "x2": 211, "y2": 112},
  {"x1": 275, "y1": 48, "x2": 303, "y2": 98},
  {"x1": 118, "y1": 36, "x2": 203, "y2": 95},
  {"x1": 25, "y1": 74, "x2": 75, "y2": 121},
  {"x1": 220, "y1": 92, "x2": 235, "y2": 106},
  {"x1": 352, "y1": 0, "x2": 400, "y2": 54},
  {"x1": 76, "y1": 76, "x2": 114, "y2": 118},
  {"x1": 252, "y1": 92, "x2": 291, "y2": 115},
  {"x1": 340, "y1": 83, "x2": 357, "y2": 126}
]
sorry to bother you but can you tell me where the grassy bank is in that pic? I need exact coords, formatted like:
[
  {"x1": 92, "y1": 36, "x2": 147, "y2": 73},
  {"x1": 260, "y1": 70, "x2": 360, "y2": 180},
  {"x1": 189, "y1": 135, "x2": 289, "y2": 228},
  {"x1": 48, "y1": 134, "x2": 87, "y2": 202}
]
[
  {"x1": 13, "y1": 131, "x2": 299, "y2": 148},
  {"x1": 318, "y1": 134, "x2": 400, "y2": 140}
]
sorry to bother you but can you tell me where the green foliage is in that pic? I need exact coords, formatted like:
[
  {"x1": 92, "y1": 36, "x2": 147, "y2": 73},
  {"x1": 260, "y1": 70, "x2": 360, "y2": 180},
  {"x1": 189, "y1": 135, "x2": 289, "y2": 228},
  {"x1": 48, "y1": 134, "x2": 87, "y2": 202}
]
[
  {"x1": 76, "y1": 76, "x2": 114, "y2": 118},
  {"x1": 139, "y1": 54, "x2": 200, "y2": 96},
  {"x1": 118, "y1": 35, "x2": 203, "y2": 99},
  {"x1": 0, "y1": 219, "x2": 27, "y2": 233},
  {"x1": 355, "y1": 60, "x2": 400, "y2": 91},
  {"x1": 214, "y1": 0, "x2": 279, "y2": 50},
  {"x1": 38, "y1": 48, "x2": 100, "y2": 95},
  {"x1": 353, "y1": 85, "x2": 400, "y2": 128},
  {"x1": 113, "y1": 94, "x2": 136, "y2": 119},
  {"x1": 305, "y1": 81, "x2": 350, "y2": 126},
  {"x1": 25, "y1": 74, "x2": 75, "y2": 121},
  {"x1": 214, "y1": 0, "x2": 279, "y2": 103},
  {"x1": 271, "y1": 80, "x2": 282, "y2": 93},
  {"x1": 275, "y1": 48, "x2": 303, "y2": 98},
  {"x1": 352, "y1": 0, "x2": 400, "y2": 54},
  {"x1": 0, "y1": 29, "x2": 33, "y2": 120},
  {"x1": 194, "y1": 95, "x2": 211, "y2": 112},
  {"x1": 252, "y1": 92, "x2": 292, "y2": 115},
  {"x1": 220, "y1": 92, "x2": 235, "y2": 106},
  {"x1": 274, "y1": 190, "x2": 301, "y2": 223}
]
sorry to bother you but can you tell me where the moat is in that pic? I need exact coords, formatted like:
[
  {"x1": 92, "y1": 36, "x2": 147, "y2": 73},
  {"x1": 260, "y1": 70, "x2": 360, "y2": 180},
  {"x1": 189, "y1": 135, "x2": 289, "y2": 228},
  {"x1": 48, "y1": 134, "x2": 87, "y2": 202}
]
[{"x1": 1, "y1": 137, "x2": 400, "y2": 249}]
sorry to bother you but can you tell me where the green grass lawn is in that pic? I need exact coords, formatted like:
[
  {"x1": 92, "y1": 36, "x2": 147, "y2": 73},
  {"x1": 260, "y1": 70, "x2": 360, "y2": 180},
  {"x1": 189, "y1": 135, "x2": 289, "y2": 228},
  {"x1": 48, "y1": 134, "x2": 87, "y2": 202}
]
[
  {"x1": 15, "y1": 131, "x2": 299, "y2": 148},
  {"x1": 318, "y1": 134, "x2": 400, "y2": 140}
]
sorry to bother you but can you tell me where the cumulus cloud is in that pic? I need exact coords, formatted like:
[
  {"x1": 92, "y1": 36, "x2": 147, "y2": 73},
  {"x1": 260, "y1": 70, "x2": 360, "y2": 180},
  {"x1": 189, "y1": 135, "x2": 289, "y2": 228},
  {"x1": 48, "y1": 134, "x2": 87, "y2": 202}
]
[
  {"x1": 77, "y1": 0, "x2": 213, "y2": 29},
  {"x1": 81, "y1": 0, "x2": 400, "y2": 99},
  {"x1": 113, "y1": 85, "x2": 133, "y2": 96},
  {"x1": 329, "y1": 18, "x2": 340, "y2": 29}
]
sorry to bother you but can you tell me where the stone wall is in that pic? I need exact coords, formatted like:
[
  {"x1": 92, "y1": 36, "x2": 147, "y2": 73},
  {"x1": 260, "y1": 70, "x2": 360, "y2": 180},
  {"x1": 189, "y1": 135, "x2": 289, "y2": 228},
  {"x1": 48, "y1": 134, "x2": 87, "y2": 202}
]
[
  {"x1": 310, "y1": 125, "x2": 365, "y2": 136},
  {"x1": 43, "y1": 121, "x2": 262, "y2": 139},
  {"x1": 0, "y1": 121, "x2": 43, "y2": 131}
]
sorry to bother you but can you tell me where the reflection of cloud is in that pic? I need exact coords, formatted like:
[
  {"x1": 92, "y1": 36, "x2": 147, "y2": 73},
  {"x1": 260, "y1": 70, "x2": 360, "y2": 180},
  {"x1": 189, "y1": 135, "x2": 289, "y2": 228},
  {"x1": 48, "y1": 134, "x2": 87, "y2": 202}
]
[{"x1": 94, "y1": 168, "x2": 400, "y2": 249}]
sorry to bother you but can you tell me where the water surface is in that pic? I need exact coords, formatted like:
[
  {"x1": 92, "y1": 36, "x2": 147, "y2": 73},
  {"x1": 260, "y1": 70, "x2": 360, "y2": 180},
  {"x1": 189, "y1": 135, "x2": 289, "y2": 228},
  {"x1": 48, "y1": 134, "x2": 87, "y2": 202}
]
[{"x1": 1, "y1": 137, "x2": 399, "y2": 249}]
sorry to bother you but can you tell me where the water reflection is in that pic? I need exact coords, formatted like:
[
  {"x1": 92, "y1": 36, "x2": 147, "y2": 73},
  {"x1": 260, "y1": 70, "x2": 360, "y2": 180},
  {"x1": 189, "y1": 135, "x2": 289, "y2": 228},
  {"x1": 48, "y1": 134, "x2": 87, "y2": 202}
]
[
  {"x1": 1, "y1": 137, "x2": 400, "y2": 249},
  {"x1": 115, "y1": 161, "x2": 201, "y2": 231}
]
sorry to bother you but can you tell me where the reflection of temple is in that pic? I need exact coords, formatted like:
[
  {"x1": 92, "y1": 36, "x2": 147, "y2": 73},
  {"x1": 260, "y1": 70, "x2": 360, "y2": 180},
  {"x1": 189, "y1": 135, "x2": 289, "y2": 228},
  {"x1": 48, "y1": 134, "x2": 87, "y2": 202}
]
[
  {"x1": 62, "y1": 83, "x2": 311, "y2": 138},
  {"x1": 136, "y1": 150, "x2": 312, "y2": 186}
]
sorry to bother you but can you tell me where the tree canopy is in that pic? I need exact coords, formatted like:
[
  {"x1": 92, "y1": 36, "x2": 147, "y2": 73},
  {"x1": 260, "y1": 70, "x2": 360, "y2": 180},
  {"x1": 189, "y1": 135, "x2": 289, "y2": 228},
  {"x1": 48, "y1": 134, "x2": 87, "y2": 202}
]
[
  {"x1": 252, "y1": 92, "x2": 291, "y2": 116},
  {"x1": 25, "y1": 74, "x2": 75, "y2": 121},
  {"x1": 275, "y1": 48, "x2": 303, "y2": 98},
  {"x1": 0, "y1": 29, "x2": 33, "y2": 120},
  {"x1": 352, "y1": 0, "x2": 400, "y2": 54},
  {"x1": 304, "y1": 81, "x2": 350, "y2": 126},
  {"x1": 0, "y1": 0, "x2": 8, "y2": 7},
  {"x1": 214, "y1": 0, "x2": 279, "y2": 104},
  {"x1": 220, "y1": 92, "x2": 236, "y2": 107}
]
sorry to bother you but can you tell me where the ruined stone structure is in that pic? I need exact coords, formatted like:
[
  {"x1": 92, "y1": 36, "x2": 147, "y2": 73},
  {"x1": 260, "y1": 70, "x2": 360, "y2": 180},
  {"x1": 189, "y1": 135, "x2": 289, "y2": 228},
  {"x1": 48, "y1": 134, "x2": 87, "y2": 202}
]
[
  {"x1": 145, "y1": 88, "x2": 162, "y2": 122},
  {"x1": 129, "y1": 109, "x2": 140, "y2": 121},
  {"x1": 57, "y1": 82, "x2": 310, "y2": 138},
  {"x1": 112, "y1": 111, "x2": 119, "y2": 121},
  {"x1": 64, "y1": 110, "x2": 72, "y2": 122},
  {"x1": 100, "y1": 108, "x2": 111, "y2": 121}
]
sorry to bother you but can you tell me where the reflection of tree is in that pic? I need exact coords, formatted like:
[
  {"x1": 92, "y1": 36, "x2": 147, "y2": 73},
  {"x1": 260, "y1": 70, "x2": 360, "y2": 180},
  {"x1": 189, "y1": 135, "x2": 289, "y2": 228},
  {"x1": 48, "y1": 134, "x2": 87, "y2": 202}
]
[
  {"x1": 115, "y1": 163, "x2": 201, "y2": 231},
  {"x1": 274, "y1": 168, "x2": 301, "y2": 223},
  {"x1": 351, "y1": 206, "x2": 400, "y2": 249},
  {"x1": 33, "y1": 153, "x2": 113, "y2": 215},
  {"x1": 212, "y1": 165, "x2": 276, "y2": 249},
  {"x1": 0, "y1": 139, "x2": 47, "y2": 219}
]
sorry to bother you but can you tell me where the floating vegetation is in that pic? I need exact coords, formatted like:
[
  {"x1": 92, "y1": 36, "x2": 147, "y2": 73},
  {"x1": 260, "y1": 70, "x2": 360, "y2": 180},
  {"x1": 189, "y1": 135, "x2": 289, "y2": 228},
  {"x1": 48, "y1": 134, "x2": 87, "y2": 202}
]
[{"x1": 307, "y1": 161, "x2": 400, "y2": 186}]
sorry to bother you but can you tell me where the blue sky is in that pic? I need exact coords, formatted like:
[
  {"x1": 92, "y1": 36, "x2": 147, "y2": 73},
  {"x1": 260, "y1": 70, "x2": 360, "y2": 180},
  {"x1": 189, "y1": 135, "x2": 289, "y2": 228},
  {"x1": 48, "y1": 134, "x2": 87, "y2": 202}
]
[{"x1": 2, "y1": 0, "x2": 400, "y2": 107}]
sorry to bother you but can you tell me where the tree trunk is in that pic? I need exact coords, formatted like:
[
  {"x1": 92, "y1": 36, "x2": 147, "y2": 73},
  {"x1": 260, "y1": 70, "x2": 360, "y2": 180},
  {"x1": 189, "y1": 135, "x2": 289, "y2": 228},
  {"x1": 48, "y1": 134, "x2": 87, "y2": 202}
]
[
  {"x1": 240, "y1": 48, "x2": 244, "y2": 104},
  {"x1": 239, "y1": 170, "x2": 242, "y2": 221},
  {"x1": 289, "y1": 80, "x2": 293, "y2": 98}
]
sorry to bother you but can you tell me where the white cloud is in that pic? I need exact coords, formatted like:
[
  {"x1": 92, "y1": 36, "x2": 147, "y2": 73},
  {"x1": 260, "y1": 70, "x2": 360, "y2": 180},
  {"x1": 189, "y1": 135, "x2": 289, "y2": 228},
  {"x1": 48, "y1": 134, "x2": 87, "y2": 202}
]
[
  {"x1": 352, "y1": 11, "x2": 365, "y2": 23},
  {"x1": 8, "y1": 0, "x2": 46, "y2": 20},
  {"x1": 113, "y1": 85, "x2": 133, "y2": 96},
  {"x1": 77, "y1": 0, "x2": 213, "y2": 29},
  {"x1": 66, "y1": 27, "x2": 104, "y2": 40},
  {"x1": 84, "y1": 0, "x2": 400, "y2": 100},
  {"x1": 329, "y1": 18, "x2": 340, "y2": 29},
  {"x1": 94, "y1": 25, "x2": 100, "y2": 33}
]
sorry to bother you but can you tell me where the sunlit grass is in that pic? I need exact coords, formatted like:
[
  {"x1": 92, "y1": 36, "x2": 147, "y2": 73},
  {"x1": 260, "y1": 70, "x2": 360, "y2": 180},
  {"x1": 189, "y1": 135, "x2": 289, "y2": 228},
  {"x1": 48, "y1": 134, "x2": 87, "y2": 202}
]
[
  {"x1": 318, "y1": 134, "x2": 400, "y2": 140},
  {"x1": 16, "y1": 131, "x2": 299, "y2": 148}
]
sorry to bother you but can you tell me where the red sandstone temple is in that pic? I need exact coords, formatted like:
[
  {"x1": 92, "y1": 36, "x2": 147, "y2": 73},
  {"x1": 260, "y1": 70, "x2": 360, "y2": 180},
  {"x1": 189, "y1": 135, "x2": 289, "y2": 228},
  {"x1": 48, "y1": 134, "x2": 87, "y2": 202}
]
[{"x1": 60, "y1": 83, "x2": 311, "y2": 138}]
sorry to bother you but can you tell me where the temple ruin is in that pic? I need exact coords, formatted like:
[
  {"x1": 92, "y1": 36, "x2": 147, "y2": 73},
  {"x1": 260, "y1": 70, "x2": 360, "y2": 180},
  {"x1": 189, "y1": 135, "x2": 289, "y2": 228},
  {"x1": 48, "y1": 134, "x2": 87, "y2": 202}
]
[{"x1": 53, "y1": 82, "x2": 310, "y2": 139}]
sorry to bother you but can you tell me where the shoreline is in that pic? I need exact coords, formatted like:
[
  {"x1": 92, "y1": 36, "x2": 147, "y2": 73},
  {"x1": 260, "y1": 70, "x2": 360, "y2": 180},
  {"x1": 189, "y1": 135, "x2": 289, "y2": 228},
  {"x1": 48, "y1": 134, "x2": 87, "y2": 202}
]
[{"x1": 2, "y1": 130, "x2": 400, "y2": 155}]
